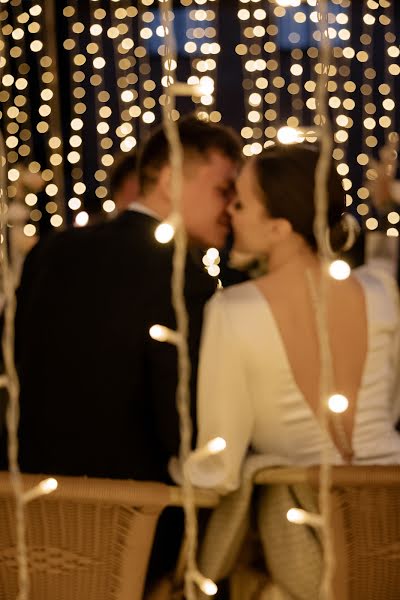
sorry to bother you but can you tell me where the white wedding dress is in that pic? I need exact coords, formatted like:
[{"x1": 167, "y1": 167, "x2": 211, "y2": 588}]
[{"x1": 194, "y1": 263, "x2": 400, "y2": 494}]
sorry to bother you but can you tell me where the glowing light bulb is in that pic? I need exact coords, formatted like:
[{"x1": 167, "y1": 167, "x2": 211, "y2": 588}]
[
  {"x1": 276, "y1": 0, "x2": 301, "y2": 7},
  {"x1": 155, "y1": 223, "x2": 174, "y2": 244},
  {"x1": 22, "y1": 477, "x2": 58, "y2": 503},
  {"x1": 328, "y1": 394, "x2": 349, "y2": 414},
  {"x1": 207, "y1": 437, "x2": 226, "y2": 455},
  {"x1": 207, "y1": 264, "x2": 220, "y2": 277},
  {"x1": 191, "y1": 571, "x2": 218, "y2": 596},
  {"x1": 24, "y1": 224, "x2": 36, "y2": 237},
  {"x1": 206, "y1": 247, "x2": 219, "y2": 262},
  {"x1": 40, "y1": 478, "x2": 58, "y2": 494},
  {"x1": 205, "y1": 248, "x2": 220, "y2": 277},
  {"x1": 155, "y1": 214, "x2": 181, "y2": 244},
  {"x1": 68, "y1": 197, "x2": 81, "y2": 210},
  {"x1": 199, "y1": 76, "x2": 214, "y2": 96},
  {"x1": 329, "y1": 260, "x2": 351, "y2": 281},
  {"x1": 277, "y1": 127, "x2": 302, "y2": 145},
  {"x1": 200, "y1": 579, "x2": 218, "y2": 596},
  {"x1": 149, "y1": 324, "x2": 181, "y2": 346},
  {"x1": 188, "y1": 437, "x2": 227, "y2": 464},
  {"x1": 169, "y1": 82, "x2": 202, "y2": 97},
  {"x1": 287, "y1": 508, "x2": 306, "y2": 524},
  {"x1": 287, "y1": 508, "x2": 323, "y2": 527},
  {"x1": 75, "y1": 211, "x2": 89, "y2": 227},
  {"x1": 149, "y1": 325, "x2": 169, "y2": 342}
]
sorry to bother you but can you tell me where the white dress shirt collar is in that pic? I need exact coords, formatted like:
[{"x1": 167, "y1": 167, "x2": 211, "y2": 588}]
[{"x1": 128, "y1": 201, "x2": 161, "y2": 222}]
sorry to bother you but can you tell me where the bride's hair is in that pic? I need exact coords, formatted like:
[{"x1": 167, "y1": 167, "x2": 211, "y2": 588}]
[{"x1": 253, "y1": 144, "x2": 349, "y2": 253}]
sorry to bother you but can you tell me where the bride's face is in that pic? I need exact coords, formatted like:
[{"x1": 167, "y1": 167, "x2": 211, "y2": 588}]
[{"x1": 228, "y1": 160, "x2": 276, "y2": 256}]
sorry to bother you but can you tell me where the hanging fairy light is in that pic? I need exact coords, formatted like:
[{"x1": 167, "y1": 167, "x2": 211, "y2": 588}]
[
  {"x1": 155, "y1": 212, "x2": 182, "y2": 244},
  {"x1": 138, "y1": 1, "x2": 158, "y2": 132},
  {"x1": 202, "y1": 247, "x2": 221, "y2": 277},
  {"x1": 1, "y1": 1, "x2": 56, "y2": 238},
  {"x1": 287, "y1": 508, "x2": 323, "y2": 527},
  {"x1": 75, "y1": 210, "x2": 89, "y2": 227},
  {"x1": 22, "y1": 477, "x2": 58, "y2": 504},
  {"x1": 153, "y1": 2, "x2": 221, "y2": 597},
  {"x1": 237, "y1": 0, "x2": 272, "y2": 156},
  {"x1": 306, "y1": 1, "x2": 342, "y2": 597},
  {"x1": 149, "y1": 324, "x2": 182, "y2": 346},
  {"x1": 381, "y1": 1, "x2": 399, "y2": 236},
  {"x1": 190, "y1": 572, "x2": 218, "y2": 596},
  {"x1": 329, "y1": 259, "x2": 351, "y2": 280},
  {"x1": 237, "y1": 0, "x2": 354, "y2": 155},
  {"x1": 110, "y1": 3, "x2": 139, "y2": 161},
  {"x1": 328, "y1": 1, "x2": 353, "y2": 209},
  {"x1": 2, "y1": 4, "x2": 33, "y2": 197},
  {"x1": 63, "y1": 2, "x2": 87, "y2": 222},
  {"x1": 356, "y1": 0, "x2": 378, "y2": 230},
  {"x1": 277, "y1": 1, "x2": 302, "y2": 7},
  {"x1": 282, "y1": 2, "x2": 307, "y2": 130},
  {"x1": 266, "y1": 3, "x2": 285, "y2": 146},
  {"x1": 188, "y1": 437, "x2": 226, "y2": 463},
  {"x1": 0, "y1": 126, "x2": 58, "y2": 600},
  {"x1": 183, "y1": 0, "x2": 221, "y2": 122},
  {"x1": 288, "y1": 36, "x2": 305, "y2": 129},
  {"x1": 382, "y1": 1, "x2": 397, "y2": 147},
  {"x1": 327, "y1": 393, "x2": 349, "y2": 414},
  {"x1": 40, "y1": 1, "x2": 65, "y2": 230},
  {"x1": 277, "y1": 126, "x2": 302, "y2": 144},
  {"x1": 87, "y1": 0, "x2": 114, "y2": 224}
]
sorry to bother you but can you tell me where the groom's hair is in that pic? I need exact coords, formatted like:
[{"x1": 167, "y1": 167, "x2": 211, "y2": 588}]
[
  {"x1": 253, "y1": 145, "x2": 347, "y2": 252},
  {"x1": 109, "y1": 149, "x2": 137, "y2": 199},
  {"x1": 138, "y1": 114, "x2": 242, "y2": 194}
]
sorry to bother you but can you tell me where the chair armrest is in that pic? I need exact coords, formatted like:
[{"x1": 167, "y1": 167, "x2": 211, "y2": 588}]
[
  {"x1": 253, "y1": 465, "x2": 400, "y2": 488},
  {"x1": 168, "y1": 486, "x2": 220, "y2": 508}
]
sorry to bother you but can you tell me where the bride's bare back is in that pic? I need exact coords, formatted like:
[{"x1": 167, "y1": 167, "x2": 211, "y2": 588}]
[{"x1": 255, "y1": 264, "x2": 368, "y2": 459}]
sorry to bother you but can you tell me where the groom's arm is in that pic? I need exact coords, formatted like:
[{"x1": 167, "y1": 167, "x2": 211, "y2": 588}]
[{"x1": 144, "y1": 252, "x2": 214, "y2": 459}]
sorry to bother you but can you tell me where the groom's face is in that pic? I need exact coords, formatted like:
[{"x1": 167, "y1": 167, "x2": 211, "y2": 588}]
[{"x1": 181, "y1": 150, "x2": 238, "y2": 249}]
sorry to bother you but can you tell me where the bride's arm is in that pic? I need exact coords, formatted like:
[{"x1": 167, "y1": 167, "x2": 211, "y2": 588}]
[
  {"x1": 190, "y1": 292, "x2": 254, "y2": 494},
  {"x1": 365, "y1": 231, "x2": 398, "y2": 278}
]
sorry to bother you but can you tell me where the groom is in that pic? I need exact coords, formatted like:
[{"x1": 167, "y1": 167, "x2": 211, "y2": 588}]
[
  {"x1": 14, "y1": 115, "x2": 241, "y2": 483},
  {"x1": 10, "y1": 115, "x2": 241, "y2": 588}
]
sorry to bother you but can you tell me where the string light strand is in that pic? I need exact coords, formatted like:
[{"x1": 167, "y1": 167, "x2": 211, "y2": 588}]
[{"x1": 158, "y1": 2, "x2": 215, "y2": 598}]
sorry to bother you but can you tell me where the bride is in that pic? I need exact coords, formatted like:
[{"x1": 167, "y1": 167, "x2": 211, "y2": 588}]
[{"x1": 192, "y1": 144, "x2": 400, "y2": 598}]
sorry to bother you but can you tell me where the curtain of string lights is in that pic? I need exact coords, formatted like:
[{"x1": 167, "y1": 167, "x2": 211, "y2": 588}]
[
  {"x1": 0, "y1": 1, "x2": 399, "y2": 597},
  {"x1": 0, "y1": 0, "x2": 399, "y2": 239},
  {"x1": 238, "y1": 0, "x2": 399, "y2": 234}
]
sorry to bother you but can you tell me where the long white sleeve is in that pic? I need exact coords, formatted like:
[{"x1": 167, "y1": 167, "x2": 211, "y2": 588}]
[
  {"x1": 365, "y1": 231, "x2": 399, "y2": 278},
  {"x1": 361, "y1": 233, "x2": 400, "y2": 419},
  {"x1": 192, "y1": 292, "x2": 254, "y2": 494},
  {"x1": 388, "y1": 283, "x2": 400, "y2": 423}
]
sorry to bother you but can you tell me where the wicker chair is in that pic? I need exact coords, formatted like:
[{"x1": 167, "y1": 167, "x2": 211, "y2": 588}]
[
  {"x1": 0, "y1": 472, "x2": 218, "y2": 600},
  {"x1": 254, "y1": 465, "x2": 400, "y2": 600}
]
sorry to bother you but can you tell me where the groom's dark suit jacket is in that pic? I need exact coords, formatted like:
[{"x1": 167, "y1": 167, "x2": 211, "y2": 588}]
[{"x1": 13, "y1": 210, "x2": 216, "y2": 483}]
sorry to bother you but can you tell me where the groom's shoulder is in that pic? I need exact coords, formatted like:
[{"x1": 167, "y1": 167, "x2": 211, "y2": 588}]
[{"x1": 35, "y1": 211, "x2": 165, "y2": 259}]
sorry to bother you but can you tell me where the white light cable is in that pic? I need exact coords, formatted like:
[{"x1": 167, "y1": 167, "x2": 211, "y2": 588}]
[
  {"x1": 312, "y1": 2, "x2": 339, "y2": 599},
  {"x1": 0, "y1": 122, "x2": 30, "y2": 600},
  {"x1": 158, "y1": 1, "x2": 218, "y2": 597},
  {"x1": 0, "y1": 86, "x2": 58, "y2": 600}
]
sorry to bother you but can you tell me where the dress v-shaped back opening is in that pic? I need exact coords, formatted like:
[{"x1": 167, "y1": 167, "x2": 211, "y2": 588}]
[{"x1": 248, "y1": 277, "x2": 369, "y2": 462}]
